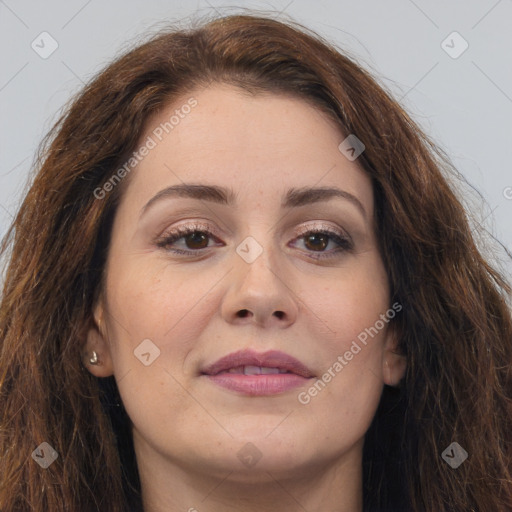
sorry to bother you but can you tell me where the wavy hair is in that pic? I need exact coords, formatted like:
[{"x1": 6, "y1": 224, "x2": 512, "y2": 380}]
[{"x1": 1, "y1": 12, "x2": 511, "y2": 512}]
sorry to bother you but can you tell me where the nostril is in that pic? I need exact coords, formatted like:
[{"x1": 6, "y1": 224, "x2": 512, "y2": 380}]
[
  {"x1": 237, "y1": 309, "x2": 250, "y2": 318},
  {"x1": 274, "y1": 311, "x2": 284, "y2": 319}
]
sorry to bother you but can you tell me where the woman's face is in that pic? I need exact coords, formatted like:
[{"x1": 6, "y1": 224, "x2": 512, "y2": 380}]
[{"x1": 86, "y1": 83, "x2": 406, "y2": 481}]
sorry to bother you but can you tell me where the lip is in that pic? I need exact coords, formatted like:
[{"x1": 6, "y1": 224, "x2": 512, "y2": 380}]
[{"x1": 201, "y1": 349, "x2": 315, "y2": 396}]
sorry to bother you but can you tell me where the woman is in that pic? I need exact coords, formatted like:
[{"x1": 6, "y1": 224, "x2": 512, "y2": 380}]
[{"x1": 0, "y1": 13, "x2": 511, "y2": 512}]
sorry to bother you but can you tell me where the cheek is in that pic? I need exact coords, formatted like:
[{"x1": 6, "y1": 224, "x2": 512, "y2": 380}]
[
  {"x1": 294, "y1": 258, "x2": 389, "y2": 424},
  {"x1": 303, "y1": 257, "x2": 389, "y2": 350},
  {"x1": 102, "y1": 259, "x2": 220, "y2": 406},
  {"x1": 105, "y1": 259, "x2": 219, "y2": 349},
  {"x1": 103, "y1": 263, "x2": 221, "y2": 439}
]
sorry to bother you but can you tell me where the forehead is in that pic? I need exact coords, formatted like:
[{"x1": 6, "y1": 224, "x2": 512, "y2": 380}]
[{"x1": 118, "y1": 83, "x2": 374, "y2": 216}]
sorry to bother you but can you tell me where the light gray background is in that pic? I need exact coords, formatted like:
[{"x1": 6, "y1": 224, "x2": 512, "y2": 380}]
[{"x1": 1, "y1": 0, "x2": 511, "y2": 277}]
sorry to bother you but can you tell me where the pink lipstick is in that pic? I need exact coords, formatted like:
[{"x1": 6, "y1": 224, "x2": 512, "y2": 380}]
[{"x1": 201, "y1": 349, "x2": 314, "y2": 396}]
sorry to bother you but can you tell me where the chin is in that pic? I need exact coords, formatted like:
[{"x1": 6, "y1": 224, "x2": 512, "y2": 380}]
[
  {"x1": 197, "y1": 434, "x2": 322, "y2": 478},
  {"x1": 204, "y1": 448, "x2": 316, "y2": 483}
]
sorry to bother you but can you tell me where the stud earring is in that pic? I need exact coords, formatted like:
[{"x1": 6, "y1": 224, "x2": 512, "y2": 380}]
[{"x1": 89, "y1": 350, "x2": 100, "y2": 365}]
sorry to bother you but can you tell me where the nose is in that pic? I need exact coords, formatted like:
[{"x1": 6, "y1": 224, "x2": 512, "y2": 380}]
[{"x1": 220, "y1": 242, "x2": 299, "y2": 329}]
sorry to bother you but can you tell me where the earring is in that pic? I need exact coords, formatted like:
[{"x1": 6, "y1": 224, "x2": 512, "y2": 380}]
[{"x1": 89, "y1": 350, "x2": 100, "y2": 365}]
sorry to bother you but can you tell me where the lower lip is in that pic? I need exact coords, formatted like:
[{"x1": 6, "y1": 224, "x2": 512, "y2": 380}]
[{"x1": 204, "y1": 373, "x2": 311, "y2": 396}]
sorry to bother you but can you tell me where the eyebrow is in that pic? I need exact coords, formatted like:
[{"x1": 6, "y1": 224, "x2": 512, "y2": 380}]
[{"x1": 140, "y1": 183, "x2": 367, "y2": 219}]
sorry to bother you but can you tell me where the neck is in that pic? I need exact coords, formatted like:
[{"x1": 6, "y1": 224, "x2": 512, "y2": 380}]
[{"x1": 135, "y1": 437, "x2": 364, "y2": 512}]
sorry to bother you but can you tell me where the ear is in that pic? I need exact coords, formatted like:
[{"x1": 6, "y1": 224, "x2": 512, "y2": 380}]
[
  {"x1": 82, "y1": 299, "x2": 115, "y2": 377},
  {"x1": 382, "y1": 328, "x2": 406, "y2": 387}
]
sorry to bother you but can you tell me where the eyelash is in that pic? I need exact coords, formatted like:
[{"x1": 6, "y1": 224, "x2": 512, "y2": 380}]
[{"x1": 155, "y1": 222, "x2": 353, "y2": 260}]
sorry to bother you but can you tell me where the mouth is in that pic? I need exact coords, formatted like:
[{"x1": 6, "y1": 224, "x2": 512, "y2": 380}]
[{"x1": 201, "y1": 349, "x2": 315, "y2": 396}]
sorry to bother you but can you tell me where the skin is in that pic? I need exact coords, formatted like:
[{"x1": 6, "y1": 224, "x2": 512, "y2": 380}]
[{"x1": 84, "y1": 83, "x2": 406, "y2": 512}]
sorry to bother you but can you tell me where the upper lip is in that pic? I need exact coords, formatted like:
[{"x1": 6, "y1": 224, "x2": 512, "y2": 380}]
[{"x1": 201, "y1": 349, "x2": 315, "y2": 378}]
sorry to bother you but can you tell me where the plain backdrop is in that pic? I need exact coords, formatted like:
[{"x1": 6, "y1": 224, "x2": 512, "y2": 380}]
[{"x1": 1, "y1": 0, "x2": 511, "y2": 278}]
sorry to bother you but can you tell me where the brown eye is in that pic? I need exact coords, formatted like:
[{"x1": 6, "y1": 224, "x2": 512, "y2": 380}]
[
  {"x1": 291, "y1": 228, "x2": 353, "y2": 260},
  {"x1": 156, "y1": 223, "x2": 352, "y2": 260},
  {"x1": 304, "y1": 233, "x2": 329, "y2": 251},
  {"x1": 156, "y1": 224, "x2": 221, "y2": 255},
  {"x1": 183, "y1": 231, "x2": 210, "y2": 250}
]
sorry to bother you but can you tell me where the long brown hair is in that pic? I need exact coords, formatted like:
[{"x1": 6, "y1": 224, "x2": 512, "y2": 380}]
[{"x1": 1, "y1": 12, "x2": 511, "y2": 512}]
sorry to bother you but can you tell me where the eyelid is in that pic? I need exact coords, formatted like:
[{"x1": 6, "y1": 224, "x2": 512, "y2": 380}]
[
  {"x1": 155, "y1": 219, "x2": 353, "y2": 258},
  {"x1": 157, "y1": 220, "x2": 349, "y2": 242},
  {"x1": 293, "y1": 221, "x2": 351, "y2": 240},
  {"x1": 158, "y1": 220, "x2": 219, "y2": 238}
]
